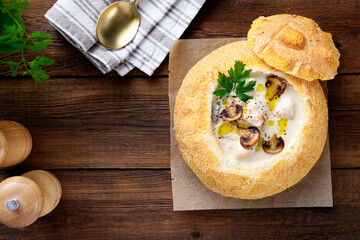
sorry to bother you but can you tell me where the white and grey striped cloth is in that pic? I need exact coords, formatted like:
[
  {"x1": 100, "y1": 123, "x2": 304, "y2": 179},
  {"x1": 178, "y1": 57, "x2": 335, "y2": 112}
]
[{"x1": 45, "y1": 0, "x2": 205, "y2": 76}]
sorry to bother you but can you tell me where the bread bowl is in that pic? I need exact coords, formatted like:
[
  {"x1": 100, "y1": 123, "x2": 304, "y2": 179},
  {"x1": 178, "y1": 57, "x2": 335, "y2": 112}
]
[{"x1": 174, "y1": 40, "x2": 328, "y2": 199}]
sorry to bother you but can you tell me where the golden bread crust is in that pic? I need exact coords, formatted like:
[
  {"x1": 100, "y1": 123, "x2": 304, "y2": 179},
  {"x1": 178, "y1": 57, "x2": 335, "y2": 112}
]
[
  {"x1": 248, "y1": 14, "x2": 340, "y2": 81},
  {"x1": 174, "y1": 41, "x2": 328, "y2": 199}
]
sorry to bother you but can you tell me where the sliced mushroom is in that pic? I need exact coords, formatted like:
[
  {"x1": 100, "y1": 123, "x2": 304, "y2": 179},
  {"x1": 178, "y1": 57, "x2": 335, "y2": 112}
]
[
  {"x1": 265, "y1": 75, "x2": 287, "y2": 101},
  {"x1": 262, "y1": 135, "x2": 285, "y2": 154},
  {"x1": 240, "y1": 126, "x2": 260, "y2": 149},
  {"x1": 220, "y1": 104, "x2": 243, "y2": 121}
]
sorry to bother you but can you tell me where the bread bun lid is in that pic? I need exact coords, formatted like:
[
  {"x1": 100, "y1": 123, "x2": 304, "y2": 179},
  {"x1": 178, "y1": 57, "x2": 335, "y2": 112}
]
[
  {"x1": 248, "y1": 14, "x2": 340, "y2": 81},
  {"x1": 174, "y1": 41, "x2": 328, "y2": 199}
]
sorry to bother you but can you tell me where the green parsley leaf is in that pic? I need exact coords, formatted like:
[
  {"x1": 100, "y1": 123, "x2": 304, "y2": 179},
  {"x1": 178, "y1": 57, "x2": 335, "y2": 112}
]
[
  {"x1": 0, "y1": 0, "x2": 54, "y2": 82},
  {"x1": 0, "y1": 34, "x2": 25, "y2": 53},
  {"x1": 1, "y1": 59, "x2": 19, "y2": 76},
  {"x1": 3, "y1": 24, "x2": 23, "y2": 36},
  {"x1": 25, "y1": 56, "x2": 54, "y2": 83},
  {"x1": 213, "y1": 61, "x2": 255, "y2": 103},
  {"x1": 236, "y1": 78, "x2": 245, "y2": 89},
  {"x1": 36, "y1": 55, "x2": 55, "y2": 66},
  {"x1": 236, "y1": 79, "x2": 256, "y2": 102},
  {"x1": 238, "y1": 69, "x2": 252, "y2": 82},
  {"x1": 235, "y1": 92, "x2": 253, "y2": 102},
  {"x1": 213, "y1": 71, "x2": 233, "y2": 99},
  {"x1": 3, "y1": 0, "x2": 27, "y2": 27},
  {"x1": 228, "y1": 60, "x2": 245, "y2": 83},
  {"x1": 31, "y1": 31, "x2": 53, "y2": 41},
  {"x1": 217, "y1": 72, "x2": 233, "y2": 92},
  {"x1": 29, "y1": 67, "x2": 50, "y2": 83},
  {"x1": 11, "y1": 0, "x2": 30, "y2": 10},
  {"x1": 213, "y1": 89, "x2": 230, "y2": 99},
  {"x1": 30, "y1": 39, "x2": 52, "y2": 53},
  {"x1": 238, "y1": 80, "x2": 256, "y2": 93}
]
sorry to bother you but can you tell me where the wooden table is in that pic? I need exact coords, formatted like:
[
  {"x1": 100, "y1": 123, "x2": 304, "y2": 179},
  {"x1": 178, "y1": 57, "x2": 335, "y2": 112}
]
[{"x1": 0, "y1": 0, "x2": 359, "y2": 239}]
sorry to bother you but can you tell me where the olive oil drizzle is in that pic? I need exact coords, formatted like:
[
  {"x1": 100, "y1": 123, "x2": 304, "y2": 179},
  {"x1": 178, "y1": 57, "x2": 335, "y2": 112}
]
[
  {"x1": 277, "y1": 118, "x2": 288, "y2": 136},
  {"x1": 265, "y1": 94, "x2": 281, "y2": 111},
  {"x1": 218, "y1": 122, "x2": 238, "y2": 136},
  {"x1": 256, "y1": 83, "x2": 265, "y2": 92},
  {"x1": 255, "y1": 137, "x2": 264, "y2": 152}
]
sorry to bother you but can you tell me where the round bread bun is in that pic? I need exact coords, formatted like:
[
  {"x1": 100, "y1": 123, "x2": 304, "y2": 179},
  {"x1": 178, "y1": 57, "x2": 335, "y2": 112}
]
[
  {"x1": 248, "y1": 14, "x2": 340, "y2": 81},
  {"x1": 174, "y1": 41, "x2": 328, "y2": 199}
]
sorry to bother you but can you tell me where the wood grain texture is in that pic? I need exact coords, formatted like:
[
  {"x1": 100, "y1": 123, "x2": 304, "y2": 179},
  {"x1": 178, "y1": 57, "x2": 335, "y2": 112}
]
[
  {"x1": 0, "y1": 0, "x2": 359, "y2": 238},
  {"x1": 0, "y1": 169, "x2": 359, "y2": 239},
  {"x1": 0, "y1": 77, "x2": 170, "y2": 169},
  {"x1": 0, "y1": 0, "x2": 359, "y2": 77},
  {"x1": 0, "y1": 76, "x2": 358, "y2": 169},
  {"x1": 327, "y1": 75, "x2": 360, "y2": 110}
]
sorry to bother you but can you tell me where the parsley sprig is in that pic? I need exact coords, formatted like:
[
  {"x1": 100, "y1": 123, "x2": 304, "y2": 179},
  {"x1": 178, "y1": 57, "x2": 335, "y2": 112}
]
[
  {"x1": 213, "y1": 61, "x2": 255, "y2": 102},
  {"x1": 0, "y1": 0, "x2": 54, "y2": 83}
]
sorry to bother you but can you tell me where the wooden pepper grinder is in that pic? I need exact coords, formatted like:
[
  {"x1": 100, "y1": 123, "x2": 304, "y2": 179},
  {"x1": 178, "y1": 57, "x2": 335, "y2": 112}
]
[
  {"x1": 0, "y1": 170, "x2": 62, "y2": 228},
  {"x1": 0, "y1": 121, "x2": 32, "y2": 168}
]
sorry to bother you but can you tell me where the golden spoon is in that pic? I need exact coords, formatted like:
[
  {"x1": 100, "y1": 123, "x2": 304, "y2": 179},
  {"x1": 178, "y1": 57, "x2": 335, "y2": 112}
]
[{"x1": 96, "y1": 0, "x2": 140, "y2": 50}]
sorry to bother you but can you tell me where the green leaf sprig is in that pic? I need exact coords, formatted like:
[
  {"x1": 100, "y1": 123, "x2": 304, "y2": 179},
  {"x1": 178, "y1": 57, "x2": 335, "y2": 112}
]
[
  {"x1": 213, "y1": 60, "x2": 255, "y2": 102},
  {"x1": 0, "y1": 0, "x2": 54, "y2": 83}
]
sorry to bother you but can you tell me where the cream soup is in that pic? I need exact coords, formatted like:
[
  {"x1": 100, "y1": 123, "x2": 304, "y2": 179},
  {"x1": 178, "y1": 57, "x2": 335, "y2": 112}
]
[{"x1": 211, "y1": 71, "x2": 305, "y2": 170}]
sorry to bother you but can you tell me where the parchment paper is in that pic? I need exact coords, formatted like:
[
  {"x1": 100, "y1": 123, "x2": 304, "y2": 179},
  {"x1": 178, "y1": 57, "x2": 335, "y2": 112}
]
[{"x1": 169, "y1": 38, "x2": 333, "y2": 211}]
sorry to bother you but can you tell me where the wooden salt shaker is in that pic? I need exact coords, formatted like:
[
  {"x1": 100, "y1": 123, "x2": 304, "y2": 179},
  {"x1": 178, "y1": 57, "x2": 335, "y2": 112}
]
[
  {"x1": 0, "y1": 170, "x2": 62, "y2": 228},
  {"x1": 0, "y1": 121, "x2": 32, "y2": 168}
]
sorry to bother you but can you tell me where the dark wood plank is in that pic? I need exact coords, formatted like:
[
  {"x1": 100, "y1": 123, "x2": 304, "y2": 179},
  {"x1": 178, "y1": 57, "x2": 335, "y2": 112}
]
[
  {"x1": 0, "y1": 169, "x2": 359, "y2": 239},
  {"x1": 0, "y1": 0, "x2": 359, "y2": 77},
  {"x1": 327, "y1": 75, "x2": 360, "y2": 111},
  {"x1": 0, "y1": 76, "x2": 359, "y2": 169},
  {"x1": 329, "y1": 111, "x2": 360, "y2": 168},
  {"x1": 0, "y1": 77, "x2": 170, "y2": 169}
]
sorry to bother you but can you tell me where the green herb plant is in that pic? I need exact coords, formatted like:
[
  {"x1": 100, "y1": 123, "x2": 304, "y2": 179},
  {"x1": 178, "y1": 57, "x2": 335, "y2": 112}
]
[
  {"x1": 0, "y1": 0, "x2": 54, "y2": 83},
  {"x1": 213, "y1": 61, "x2": 256, "y2": 102}
]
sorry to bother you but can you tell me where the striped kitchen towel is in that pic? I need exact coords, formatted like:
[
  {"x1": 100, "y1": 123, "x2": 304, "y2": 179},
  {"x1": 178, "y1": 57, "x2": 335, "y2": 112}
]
[{"x1": 45, "y1": 0, "x2": 206, "y2": 76}]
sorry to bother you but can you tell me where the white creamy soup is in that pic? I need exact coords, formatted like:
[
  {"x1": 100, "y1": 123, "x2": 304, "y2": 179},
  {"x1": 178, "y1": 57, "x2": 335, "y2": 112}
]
[{"x1": 211, "y1": 71, "x2": 305, "y2": 170}]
